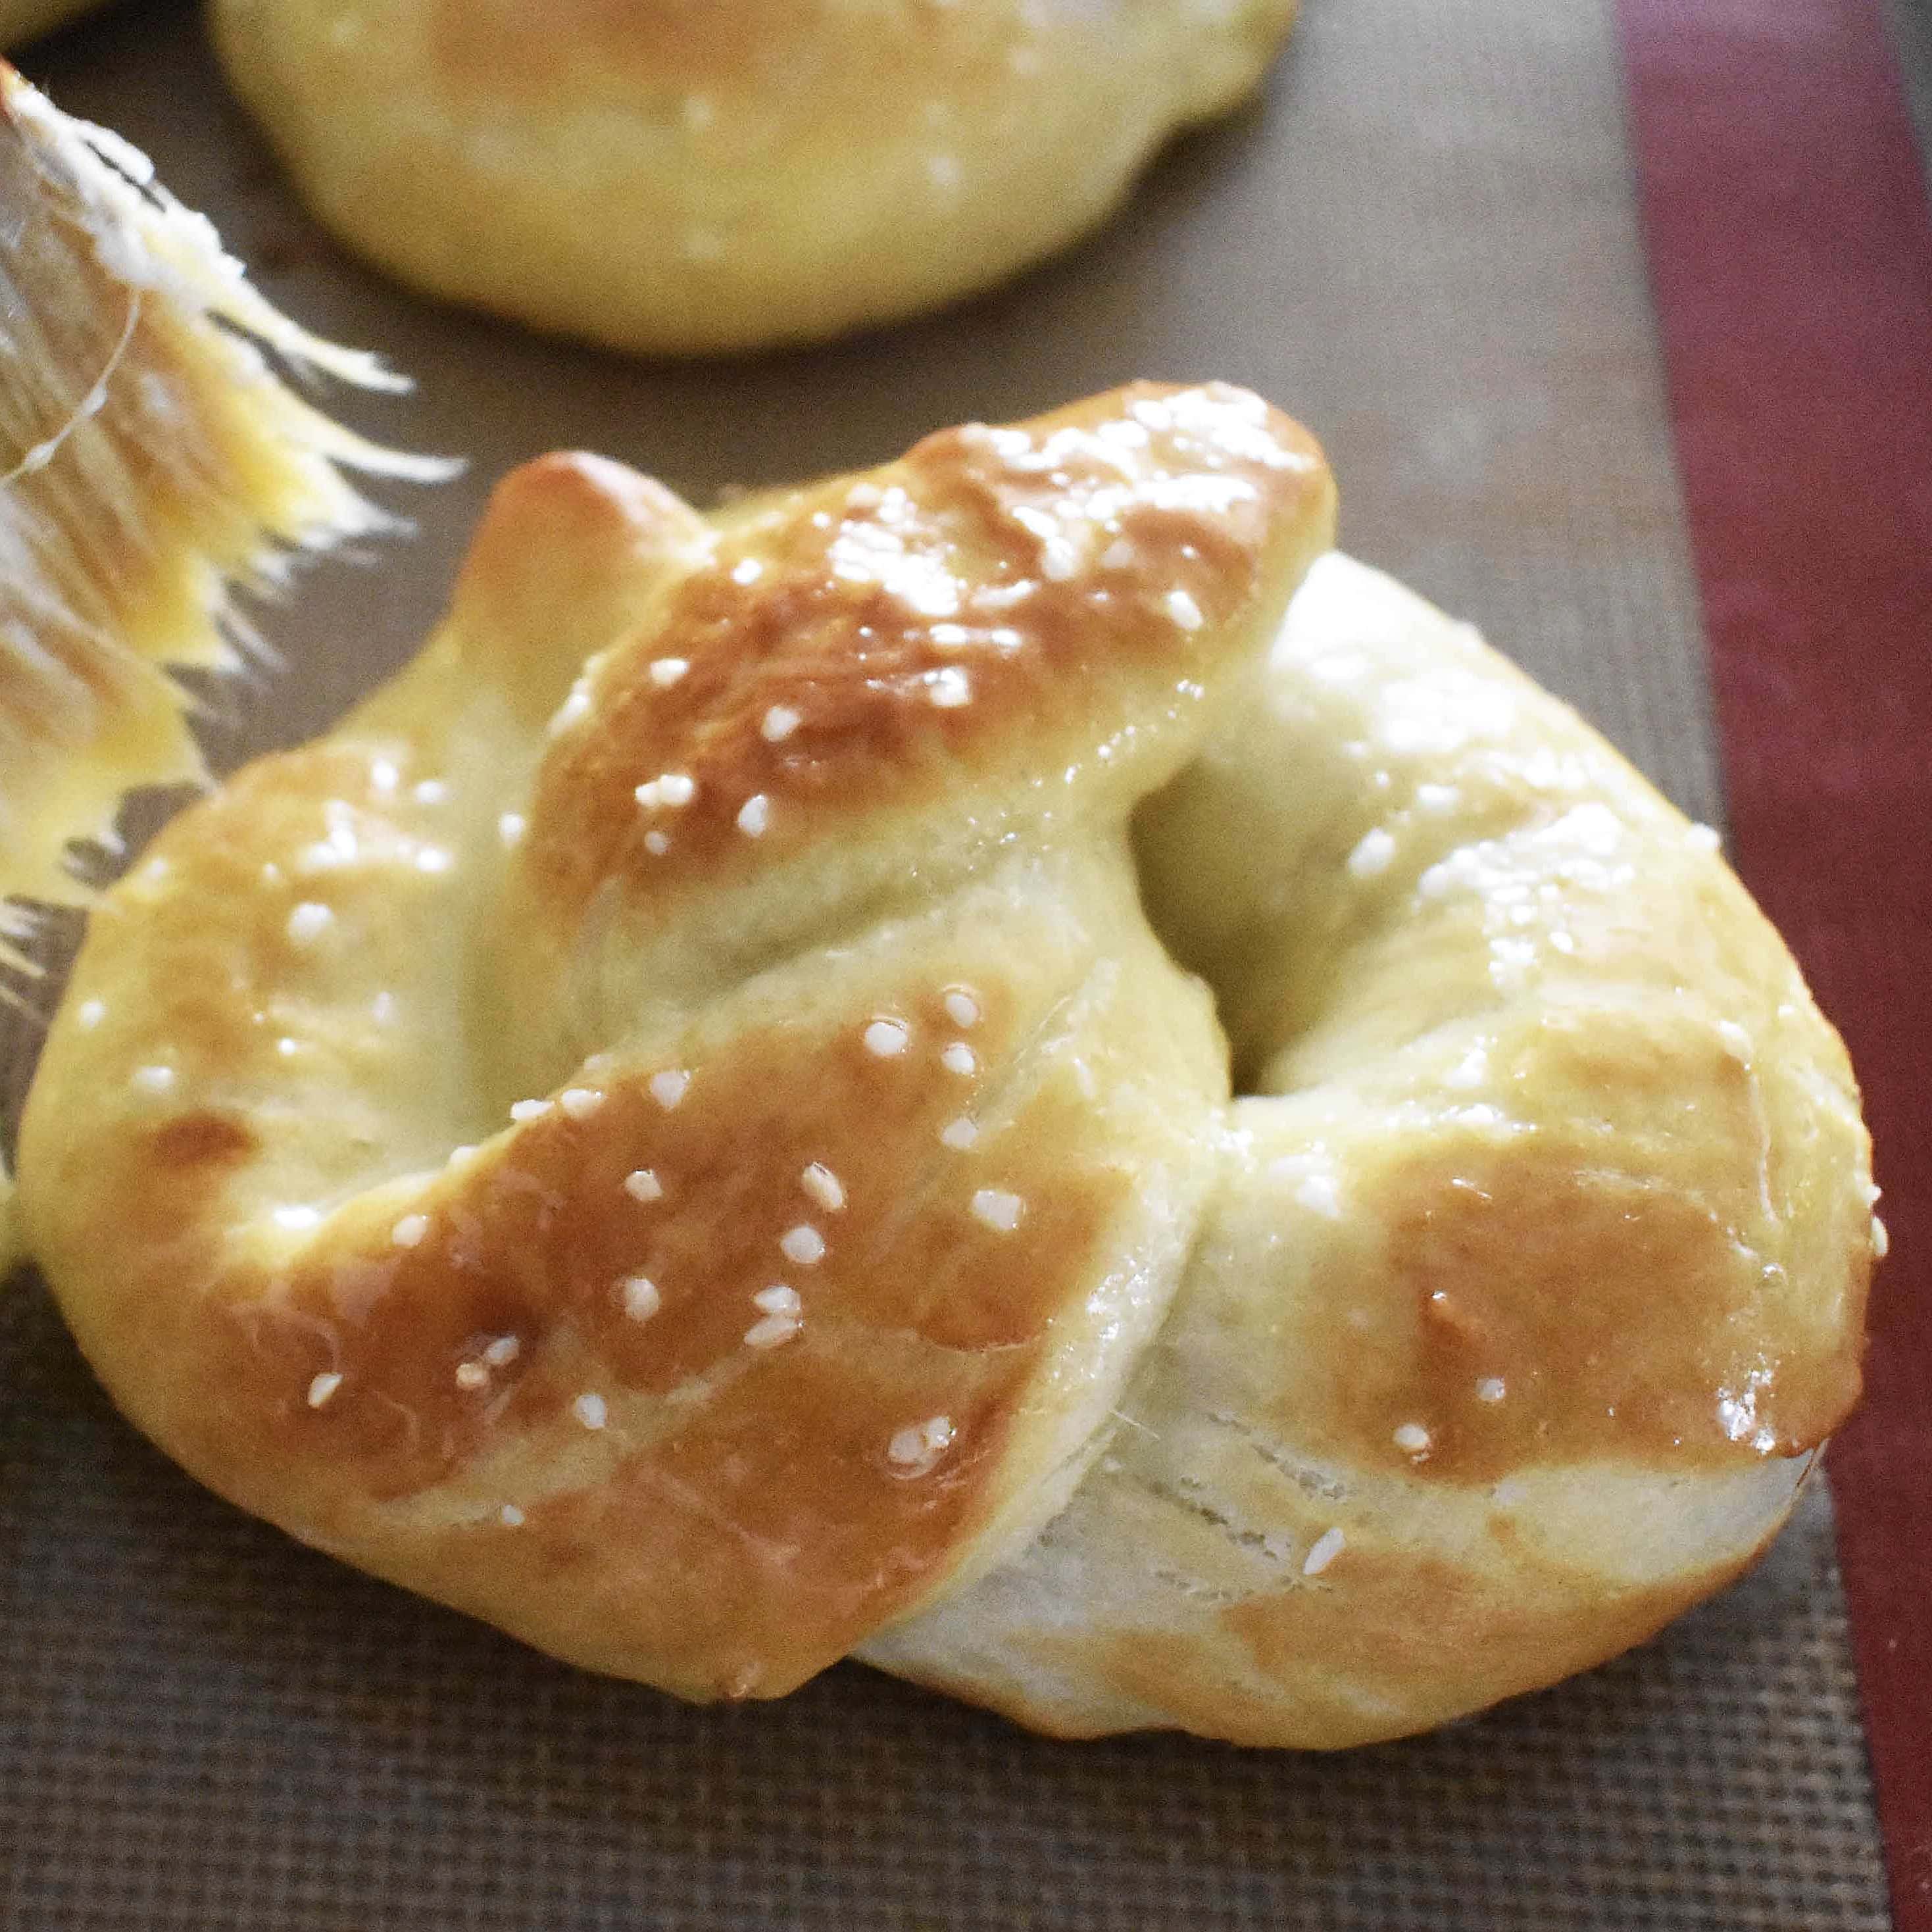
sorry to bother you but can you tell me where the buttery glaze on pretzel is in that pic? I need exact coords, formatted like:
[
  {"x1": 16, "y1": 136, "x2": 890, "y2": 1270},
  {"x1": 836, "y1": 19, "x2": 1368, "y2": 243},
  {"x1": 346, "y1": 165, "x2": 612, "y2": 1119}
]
[
  {"x1": 209, "y1": 0, "x2": 1299, "y2": 355},
  {"x1": 18, "y1": 384, "x2": 1876, "y2": 1745}
]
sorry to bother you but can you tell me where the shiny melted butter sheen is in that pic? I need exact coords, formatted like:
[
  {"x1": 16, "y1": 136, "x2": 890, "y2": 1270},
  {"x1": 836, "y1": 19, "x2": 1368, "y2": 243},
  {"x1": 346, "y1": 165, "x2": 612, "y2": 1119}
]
[
  {"x1": 520, "y1": 383, "x2": 1329, "y2": 924},
  {"x1": 1258, "y1": 986, "x2": 1866, "y2": 1486},
  {"x1": 198, "y1": 972, "x2": 1129, "y2": 1697}
]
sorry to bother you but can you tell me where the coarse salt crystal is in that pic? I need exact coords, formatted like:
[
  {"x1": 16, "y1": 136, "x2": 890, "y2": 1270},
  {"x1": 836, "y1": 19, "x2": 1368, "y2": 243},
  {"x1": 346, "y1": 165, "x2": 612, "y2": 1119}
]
[
  {"x1": 744, "y1": 1312, "x2": 801, "y2": 1349},
  {"x1": 800, "y1": 1163, "x2": 845, "y2": 1212},
  {"x1": 971, "y1": 1188, "x2": 1023, "y2": 1232},
  {"x1": 1293, "y1": 1174, "x2": 1343, "y2": 1219},
  {"x1": 1302, "y1": 1527, "x2": 1345, "y2": 1576},
  {"x1": 928, "y1": 666, "x2": 972, "y2": 708},
  {"x1": 1347, "y1": 828, "x2": 1397, "y2": 879},
  {"x1": 887, "y1": 1414, "x2": 955, "y2": 1470},
  {"x1": 635, "y1": 773, "x2": 696, "y2": 810},
  {"x1": 286, "y1": 902, "x2": 334, "y2": 945},
  {"x1": 864, "y1": 1018, "x2": 910, "y2": 1057},
  {"x1": 779, "y1": 1226, "x2": 826, "y2": 1266}
]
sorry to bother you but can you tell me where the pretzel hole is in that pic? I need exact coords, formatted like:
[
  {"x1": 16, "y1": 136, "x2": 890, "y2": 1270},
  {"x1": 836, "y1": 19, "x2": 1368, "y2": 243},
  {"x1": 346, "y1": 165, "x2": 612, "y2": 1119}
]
[{"x1": 1131, "y1": 796, "x2": 1298, "y2": 1103}]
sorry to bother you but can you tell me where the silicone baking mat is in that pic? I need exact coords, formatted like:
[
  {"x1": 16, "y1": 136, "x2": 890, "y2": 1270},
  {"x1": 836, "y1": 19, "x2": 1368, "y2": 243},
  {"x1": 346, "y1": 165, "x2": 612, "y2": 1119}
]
[{"x1": 3, "y1": 0, "x2": 1923, "y2": 1925}]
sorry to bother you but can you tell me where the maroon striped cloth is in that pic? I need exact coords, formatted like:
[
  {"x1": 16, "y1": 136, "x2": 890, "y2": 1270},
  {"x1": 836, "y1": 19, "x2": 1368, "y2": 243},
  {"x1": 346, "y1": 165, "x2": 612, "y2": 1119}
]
[{"x1": 1616, "y1": 2, "x2": 1932, "y2": 1925}]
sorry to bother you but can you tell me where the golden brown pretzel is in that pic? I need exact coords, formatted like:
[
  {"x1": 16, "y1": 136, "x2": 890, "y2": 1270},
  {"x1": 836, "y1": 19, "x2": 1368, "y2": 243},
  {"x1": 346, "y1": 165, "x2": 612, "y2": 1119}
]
[
  {"x1": 209, "y1": 0, "x2": 1300, "y2": 354},
  {"x1": 17, "y1": 384, "x2": 1875, "y2": 1743}
]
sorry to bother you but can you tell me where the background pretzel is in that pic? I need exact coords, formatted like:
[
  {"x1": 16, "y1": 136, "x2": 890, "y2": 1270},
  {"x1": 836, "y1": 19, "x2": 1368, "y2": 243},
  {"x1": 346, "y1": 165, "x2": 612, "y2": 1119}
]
[
  {"x1": 16, "y1": 383, "x2": 1874, "y2": 1743},
  {"x1": 209, "y1": 0, "x2": 1301, "y2": 354}
]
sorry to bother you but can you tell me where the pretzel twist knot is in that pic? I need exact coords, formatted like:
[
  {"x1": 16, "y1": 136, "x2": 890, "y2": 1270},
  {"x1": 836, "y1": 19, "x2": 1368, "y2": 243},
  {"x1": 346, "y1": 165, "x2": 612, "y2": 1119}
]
[{"x1": 20, "y1": 384, "x2": 1874, "y2": 1745}]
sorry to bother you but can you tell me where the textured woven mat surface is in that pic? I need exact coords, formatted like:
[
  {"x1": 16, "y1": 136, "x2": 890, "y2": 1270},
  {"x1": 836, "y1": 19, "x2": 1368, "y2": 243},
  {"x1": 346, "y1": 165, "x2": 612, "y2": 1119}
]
[
  {"x1": 0, "y1": 0, "x2": 1894, "y2": 1924},
  {"x1": 0, "y1": 1275, "x2": 1891, "y2": 1931}
]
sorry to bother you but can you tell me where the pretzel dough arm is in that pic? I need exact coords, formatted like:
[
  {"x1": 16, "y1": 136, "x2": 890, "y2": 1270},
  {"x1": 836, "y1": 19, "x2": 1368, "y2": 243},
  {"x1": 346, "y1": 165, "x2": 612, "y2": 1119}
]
[
  {"x1": 418, "y1": 451, "x2": 710, "y2": 737},
  {"x1": 18, "y1": 452, "x2": 710, "y2": 1208},
  {"x1": 24, "y1": 792, "x2": 1229, "y2": 1702},
  {"x1": 868, "y1": 555, "x2": 1873, "y2": 1744},
  {"x1": 493, "y1": 381, "x2": 1333, "y2": 1093},
  {"x1": 10, "y1": 458, "x2": 686, "y2": 1386},
  {"x1": 1140, "y1": 555, "x2": 1871, "y2": 1432}
]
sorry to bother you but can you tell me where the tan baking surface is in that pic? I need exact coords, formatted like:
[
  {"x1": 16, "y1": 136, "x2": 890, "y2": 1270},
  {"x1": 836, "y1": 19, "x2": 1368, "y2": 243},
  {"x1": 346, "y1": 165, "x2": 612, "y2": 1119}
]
[{"x1": 0, "y1": 0, "x2": 1890, "y2": 1923}]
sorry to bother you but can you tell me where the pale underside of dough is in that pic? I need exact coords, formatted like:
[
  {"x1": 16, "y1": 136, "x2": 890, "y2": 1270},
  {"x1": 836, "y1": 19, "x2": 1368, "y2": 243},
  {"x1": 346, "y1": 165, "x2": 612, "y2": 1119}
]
[
  {"x1": 210, "y1": 0, "x2": 1301, "y2": 355},
  {"x1": 17, "y1": 387, "x2": 1874, "y2": 1745}
]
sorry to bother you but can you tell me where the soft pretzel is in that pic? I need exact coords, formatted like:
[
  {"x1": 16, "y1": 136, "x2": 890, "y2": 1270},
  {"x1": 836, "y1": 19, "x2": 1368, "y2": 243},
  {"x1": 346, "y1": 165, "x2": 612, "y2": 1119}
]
[
  {"x1": 209, "y1": 0, "x2": 1299, "y2": 355},
  {"x1": 18, "y1": 384, "x2": 1875, "y2": 1744}
]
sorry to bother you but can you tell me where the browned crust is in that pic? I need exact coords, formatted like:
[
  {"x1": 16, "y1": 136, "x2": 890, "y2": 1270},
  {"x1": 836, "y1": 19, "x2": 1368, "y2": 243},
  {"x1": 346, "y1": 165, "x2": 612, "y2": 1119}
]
[
  {"x1": 1251, "y1": 1014, "x2": 1871, "y2": 1486},
  {"x1": 523, "y1": 382, "x2": 1331, "y2": 925},
  {"x1": 111, "y1": 958, "x2": 1127, "y2": 1697}
]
